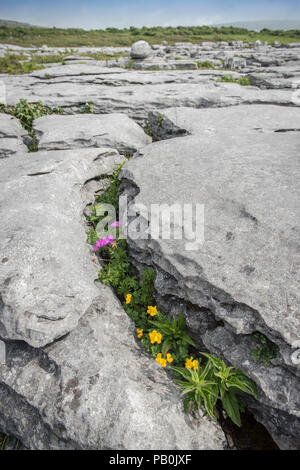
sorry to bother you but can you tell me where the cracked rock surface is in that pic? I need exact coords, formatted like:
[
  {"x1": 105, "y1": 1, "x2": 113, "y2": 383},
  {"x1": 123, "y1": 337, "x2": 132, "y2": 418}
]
[
  {"x1": 33, "y1": 113, "x2": 151, "y2": 152},
  {"x1": 0, "y1": 114, "x2": 28, "y2": 158},
  {"x1": 0, "y1": 284, "x2": 226, "y2": 450},
  {"x1": 119, "y1": 104, "x2": 300, "y2": 449},
  {"x1": 0, "y1": 39, "x2": 300, "y2": 450}
]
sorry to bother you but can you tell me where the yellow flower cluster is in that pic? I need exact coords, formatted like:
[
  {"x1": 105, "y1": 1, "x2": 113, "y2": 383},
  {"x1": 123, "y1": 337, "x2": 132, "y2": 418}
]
[
  {"x1": 147, "y1": 305, "x2": 157, "y2": 317},
  {"x1": 185, "y1": 356, "x2": 198, "y2": 371},
  {"x1": 149, "y1": 330, "x2": 162, "y2": 344},
  {"x1": 156, "y1": 353, "x2": 173, "y2": 367},
  {"x1": 125, "y1": 293, "x2": 132, "y2": 304},
  {"x1": 136, "y1": 328, "x2": 143, "y2": 339}
]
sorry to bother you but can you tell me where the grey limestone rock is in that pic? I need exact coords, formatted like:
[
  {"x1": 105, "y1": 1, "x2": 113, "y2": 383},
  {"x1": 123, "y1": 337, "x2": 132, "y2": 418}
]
[
  {"x1": 130, "y1": 40, "x2": 152, "y2": 60},
  {"x1": 0, "y1": 114, "x2": 28, "y2": 158},
  {"x1": 119, "y1": 105, "x2": 300, "y2": 448},
  {"x1": 33, "y1": 113, "x2": 151, "y2": 152}
]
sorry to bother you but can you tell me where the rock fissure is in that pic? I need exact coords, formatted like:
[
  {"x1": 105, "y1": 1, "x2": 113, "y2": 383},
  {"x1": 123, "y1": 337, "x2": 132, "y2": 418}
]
[{"x1": 0, "y1": 38, "x2": 299, "y2": 450}]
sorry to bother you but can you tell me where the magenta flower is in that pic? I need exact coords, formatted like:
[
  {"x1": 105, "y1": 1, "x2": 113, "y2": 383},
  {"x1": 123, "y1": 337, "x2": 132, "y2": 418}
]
[
  {"x1": 110, "y1": 221, "x2": 120, "y2": 227},
  {"x1": 94, "y1": 235, "x2": 114, "y2": 251}
]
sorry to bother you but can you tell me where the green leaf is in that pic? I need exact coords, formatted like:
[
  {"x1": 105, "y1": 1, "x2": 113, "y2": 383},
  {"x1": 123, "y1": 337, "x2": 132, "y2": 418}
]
[
  {"x1": 227, "y1": 372, "x2": 259, "y2": 399},
  {"x1": 202, "y1": 385, "x2": 218, "y2": 421},
  {"x1": 183, "y1": 393, "x2": 195, "y2": 413},
  {"x1": 178, "y1": 312, "x2": 186, "y2": 331},
  {"x1": 221, "y1": 390, "x2": 241, "y2": 427},
  {"x1": 201, "y1": 352, "x2": 225, "y2": 370}
]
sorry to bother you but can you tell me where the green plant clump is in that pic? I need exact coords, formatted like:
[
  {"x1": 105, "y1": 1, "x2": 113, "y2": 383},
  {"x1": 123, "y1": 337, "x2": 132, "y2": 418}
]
[
  {"x1": 156, "y1": 114, "x2": 165, "y2": 127},
  {"x1": 251, "y1": 332, "x2": 278, "y2": 366},
  {"x1": 173, "y1": 353, "x2": 258, "y2": 426},
  {"x1": 0, "y1": 99, "x2": 63, "y2": 151},
  {"x1": 86, "y1": 164, "x2": 259, "y2": 427},
  {"x1": 197, "y1": 60, "x2": 215, "y2": 69},
  {"x1": 143, "y1": 121, "x2": 153, "y2": 137},
  {"x1": 218, "y1": 74, "x2": 251, "y2": 86},
  {"x1": 80, "y1": 102, "x2": 94, "y2": 114}
]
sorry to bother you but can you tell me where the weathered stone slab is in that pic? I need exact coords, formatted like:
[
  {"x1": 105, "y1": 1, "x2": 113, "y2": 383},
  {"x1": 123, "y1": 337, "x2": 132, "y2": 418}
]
[
  {"x1": 4, "y1": 78, "x2": 299, "y2": 122},
  {"x1": 0, "y1": 148, "x2": 125, "y2": 347},
  {"x1": 0, "y1": 143, "x2": 226, "y2": 450},
  {"x1": 149, "y1": 105, "x2": 300, "y2": 139},
  {"x1": 0, "y1": 114, "x2": 27, "y2": 158},
  {"x1": 119, "y1": 108, "x2": 300, "y2": 448},
  {"x1": 30, "y1": 64, "x2": 125, "y2": 78},
  {"x1": 0, "y1": 284, "x2": 226, "y2": 449},
  {"x1": 33, "y1": 114, "x2": 151, "y2": 152}
]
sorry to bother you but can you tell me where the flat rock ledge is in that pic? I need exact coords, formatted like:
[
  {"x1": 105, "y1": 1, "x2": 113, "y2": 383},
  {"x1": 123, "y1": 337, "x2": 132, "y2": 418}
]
[
  {"x1": 0, "y1": 114, "x2": 28, "y2": 158},
  {"x1": 33, "y1": 113, "x2": 151, "y2": 153},
  {"x1": 0, "y1": 130, "x2": 226, "y2": 449},
  {"x1": 119, "y1": 105, "x2": 300, "y2": 450}
]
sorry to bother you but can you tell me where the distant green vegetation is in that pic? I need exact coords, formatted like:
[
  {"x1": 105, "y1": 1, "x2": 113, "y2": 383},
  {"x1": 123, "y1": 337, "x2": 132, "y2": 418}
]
[
  {"x1": 197, "y1": 60, "x2": 216, "y2": 69},
  {"x1": 0, "y1": 52, "x2": 71, "y2": 74},
  {"x1": 0, "y1": 54, "x2": 44, "y2": 74},
  {"x1": 0, "y1": 50, "x2": 128, "y2": 74},
  {"x1": 0, "y1": 25, "x2": 299, "y2": 48}
]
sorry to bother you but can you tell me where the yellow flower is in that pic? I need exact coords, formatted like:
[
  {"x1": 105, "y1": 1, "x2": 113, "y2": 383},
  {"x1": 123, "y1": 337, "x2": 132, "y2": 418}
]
[
  {"x1": 155, "y1": 353, "x2": 162, "y2": 363},
  {"x1": 192, "y1": 359, "x2": 198, "y2": 371},
  {"x1": 149, "y1": 330, "x2": 162, "y2": 344},
  {"x1": 136, "y1": 328, "x2": 143, "y2": 339},
  {"x1": 125, "y1": 293, "x2": 132, "y2": 304},
  {"x1": 155, "y1": 353, "x2": 167, "y2": 367},
  {"x1": 185, "y1": 356, "x2": 194, "y2": 369},
  {"x1": 166, "y1": 353, "x2": 173, "y2": 363},
  {"x1": 147, "y1": 305, "x2": 158, "y2": 317}
]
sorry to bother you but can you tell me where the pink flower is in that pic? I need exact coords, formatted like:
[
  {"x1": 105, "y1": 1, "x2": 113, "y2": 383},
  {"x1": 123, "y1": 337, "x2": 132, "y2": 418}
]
[
  {"x1": 110, "y1": 221, "x2": 120, "y2": 227},
  {"x1": 94, "y1": 235, "x2": 114, "y2": 251}
]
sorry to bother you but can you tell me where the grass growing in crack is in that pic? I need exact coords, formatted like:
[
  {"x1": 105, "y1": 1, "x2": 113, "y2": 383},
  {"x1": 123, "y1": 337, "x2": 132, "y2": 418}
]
[
  {"x1": 86, "y1": 164, "x2": 259, "y2": 427},
  {"x1": 0, "y1": 99, "x2": 64, "y2": 151},
  {"x1": 80, "y1": 102, "x2": 94, "y2": 114},
  {"x1": 218, "y1": 74, "x2": 251, "y2": 86},
  {"x1": 143, "y1": 121, "x2": 153, "y2": 137},
  {"x1": 250, "y1": 332, "x2": 278, "y2": 366}
]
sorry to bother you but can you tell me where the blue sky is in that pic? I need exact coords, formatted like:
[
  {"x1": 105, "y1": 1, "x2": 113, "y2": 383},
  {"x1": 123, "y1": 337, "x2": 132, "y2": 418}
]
[{"x1": 0, "y1": 0, "x2": 299, "y2": 29}]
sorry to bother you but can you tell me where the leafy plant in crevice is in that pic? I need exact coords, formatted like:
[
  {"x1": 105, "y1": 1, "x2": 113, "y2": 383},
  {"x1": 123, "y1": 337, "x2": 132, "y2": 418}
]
[
  {"x1": 0, "y1": 98, "x2": 64, "y2": 151},
  {"x1": 80, "y1": 102, "x2": 94, "y2": 114},
  {"x1": 86, "y1": 164, "x2": 259, "y2": 427},
  {"x1": 143, "y1": 121, "x2": 153, "y2": 137},
  {"x1": 172, "y1": 353, "x2": 259, "y2": 426},
  {"x1": 148, "y1": 312, "x2": 195, "y2": 364},
  {"x1": 156, "y1": 113, "x2": 165, "y2": 127},
  {"x1": 250, "y1": 332, "x2": 278, "y2": 366}
]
